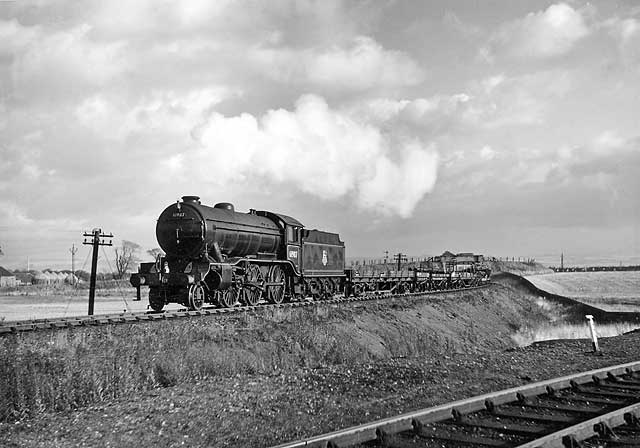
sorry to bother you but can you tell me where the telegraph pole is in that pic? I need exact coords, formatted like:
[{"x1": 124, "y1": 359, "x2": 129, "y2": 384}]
[
  {"x1": 69, "y1": 244, "x2": 78, "y2": 280},
  {"x1": 83, "y1": 229, "x2": 113, "y2": 315},
  {"x1": 393, "y1": 252, "x2": 407, "y2": 272}
]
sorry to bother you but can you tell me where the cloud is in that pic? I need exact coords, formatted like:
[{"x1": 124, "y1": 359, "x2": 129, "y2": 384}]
[
  {"x1": 479, "y1": 145, "x2": 496, "y2": 160},
  {"x1": 442, "y1": 11, "x2": 482, "y2": 38},
  {"x1": 3, "y1": 20, "x2": 129, "y2": 103},
  {"x1": 606, "y1": 17, "x2": 640, "y2": 66},
  {"x1": 483, "y1": 3, "x2": 589, "y2": 60},
  {"x1": 191, "y1": 94, "x2": 438, "y2": 217},
  {"x1": 251, "y1": 36, "x2": 425, "y2": 91},
  {"x1": 349, "y1": 70, "x2": 571, "y2": 136}
]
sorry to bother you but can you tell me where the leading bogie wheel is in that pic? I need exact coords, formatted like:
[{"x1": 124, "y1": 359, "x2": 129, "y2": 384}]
[
  {"x1": 188, "y1": 284, "x2": 206, "y2": 311},
  {"x1": 149, "y1": 288, "x2": 165, "y2": 312}
]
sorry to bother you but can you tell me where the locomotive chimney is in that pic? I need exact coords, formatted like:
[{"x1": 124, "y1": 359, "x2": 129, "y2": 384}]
[{"x1": 181, "y1": 195, "x2": 201, "y2": 204}]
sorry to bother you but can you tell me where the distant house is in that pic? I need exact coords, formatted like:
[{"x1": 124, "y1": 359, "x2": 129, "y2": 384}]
[
  {"x1": 14, "y1": 272, "x2": 34, "y2": 285},
  {"x1": 33, "y1": 270, "x2": 49, "y2": 284},
  {"x1": 0, "y1": 266, "x2": 17, "y2": 287}
]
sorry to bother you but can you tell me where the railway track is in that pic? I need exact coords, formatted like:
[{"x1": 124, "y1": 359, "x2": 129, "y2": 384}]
[
  {"x1": 273, "y1": 361, "x2": 640, "y2": 448},
  {"x1": 0, "y1": 284, "x2": 489, "y2": 336}
]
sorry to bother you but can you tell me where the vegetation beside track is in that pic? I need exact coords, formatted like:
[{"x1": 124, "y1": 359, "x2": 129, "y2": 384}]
[{"x1": 0, "y1": 284, "x2": 545, "y2": 422}]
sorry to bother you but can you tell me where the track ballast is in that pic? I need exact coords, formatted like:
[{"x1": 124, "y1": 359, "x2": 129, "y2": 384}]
[{"x1": 272, "y1": 361, "x2": 640, "y2": 448}]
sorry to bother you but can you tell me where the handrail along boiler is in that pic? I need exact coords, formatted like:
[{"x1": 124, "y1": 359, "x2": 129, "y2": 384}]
[{"x1": 130, "y1": 196, "x2": 491, "y2": 311}]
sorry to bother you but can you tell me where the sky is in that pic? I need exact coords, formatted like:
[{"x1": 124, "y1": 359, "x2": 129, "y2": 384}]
[{"x1": 0, "y1": 0, "x2": 639, "y2": 271}]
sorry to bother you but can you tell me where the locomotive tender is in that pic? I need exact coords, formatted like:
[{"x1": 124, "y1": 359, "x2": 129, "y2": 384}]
[{"x1": 130, "y1": 196, "x2": 490, "y2": 311}]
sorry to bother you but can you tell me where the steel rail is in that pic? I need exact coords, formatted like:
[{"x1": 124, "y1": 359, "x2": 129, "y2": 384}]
[
  {"x1": 271, "y1": 361, "x2": 640, "y2": 448},
  {"x1": 517, "y1": 402, "x2": 640, "y2": 447},
  {"x1": 0, "y1": 283, "x2": 491, "y2": 336}
]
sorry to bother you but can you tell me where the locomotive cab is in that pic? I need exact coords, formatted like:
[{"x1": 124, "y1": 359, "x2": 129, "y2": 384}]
[{"x1": 285, "y1": 225, "x2": 302, "y2": 270}]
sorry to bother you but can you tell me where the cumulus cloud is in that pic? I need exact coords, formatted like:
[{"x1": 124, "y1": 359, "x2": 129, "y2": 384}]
[
  {"x1": 8, "y1": 23, "x2": 128, "y2": 101},
  {"x1": 483, "y1": 3, "x2": 589, "y2": 60},
  {"x1": 190, "y1": 95, "x2": 438, "y2": 217}
]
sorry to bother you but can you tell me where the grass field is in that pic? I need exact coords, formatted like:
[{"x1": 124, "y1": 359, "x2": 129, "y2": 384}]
[{"x1": 525, "y1": 271, "x2": 640, "y2": 312}]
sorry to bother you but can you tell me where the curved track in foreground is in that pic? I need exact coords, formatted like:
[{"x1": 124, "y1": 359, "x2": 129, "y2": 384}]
[
  {"x1": 0, "y1": 284, "x2": 489, "y2": 336},
  {"x1": 273, "y1": 361, "x2": 640, "y2": 448}
]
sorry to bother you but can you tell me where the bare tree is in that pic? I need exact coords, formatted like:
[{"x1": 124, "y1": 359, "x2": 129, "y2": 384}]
[
  {"x1": 114, "y1": 240, "x2": 141, "y2": 279},
  {"x1": 147, "y1": 247, "x2": 164, "y2": 260}
]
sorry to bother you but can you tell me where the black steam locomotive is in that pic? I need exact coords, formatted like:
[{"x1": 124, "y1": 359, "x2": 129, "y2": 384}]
[
  {"x1": 130, "y1": 196, "x2": 346, "y2": 311},
  {"x1": 130, "y1": 196, "x2": 489, "y2": 311}
]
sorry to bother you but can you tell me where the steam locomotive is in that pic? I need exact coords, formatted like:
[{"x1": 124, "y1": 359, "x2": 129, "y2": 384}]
[{"x1": 130, "y1": 196, "x2": 489, "y2": 311}]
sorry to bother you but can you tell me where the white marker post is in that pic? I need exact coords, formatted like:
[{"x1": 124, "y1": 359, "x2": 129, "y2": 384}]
[{"x1": 585, "y1": 315, "x2": 600, "y2": 353}]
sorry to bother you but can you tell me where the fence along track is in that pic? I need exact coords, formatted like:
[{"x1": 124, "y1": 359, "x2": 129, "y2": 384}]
[
  {"x1": 0, "y1": 284, "x2": 490, "y2": 336},
  {"x1": 272, "y1": 361, "x2": 640, "y2": 448}
]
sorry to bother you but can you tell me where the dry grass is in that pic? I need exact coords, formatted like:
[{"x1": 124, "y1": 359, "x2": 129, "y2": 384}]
[
  {"x1": 525, "y1": 271, "x2": 640, "y2": 312},
  {"x1": 0, "y1": 287, "x2": 529, "y2": 422},
  {"x1": 0, "y1": 305, "x2": 436, "y2": 421}
]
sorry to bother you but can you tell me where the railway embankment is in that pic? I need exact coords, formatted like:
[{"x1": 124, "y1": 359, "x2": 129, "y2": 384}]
[
  {"x1": 2, "y1": 280, "x2": 640, "y2": 447},
  {"x1": 487, "y1": 259, "x2": 553, "y2": 275}
]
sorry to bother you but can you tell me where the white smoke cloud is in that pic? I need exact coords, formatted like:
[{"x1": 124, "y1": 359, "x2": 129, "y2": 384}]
[{"x1": 190, "y1": 94, "x2": 438, "y2": 217}]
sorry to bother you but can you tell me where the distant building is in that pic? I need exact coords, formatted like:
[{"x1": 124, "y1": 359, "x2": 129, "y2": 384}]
[
  {"x1": 0, "y1": 266, "x2": 17, "y2": 287},
  {"x1": 14, "y1": 272, "x2": 34, "y2": 285},
  {"x1": 33, "y1": 271, "x2": 49, "y2": 284}
]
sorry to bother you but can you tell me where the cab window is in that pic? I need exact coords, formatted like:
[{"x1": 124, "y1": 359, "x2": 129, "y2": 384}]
[{"x1": 287, "y1": 226, "x2": 299, "y2": 243}]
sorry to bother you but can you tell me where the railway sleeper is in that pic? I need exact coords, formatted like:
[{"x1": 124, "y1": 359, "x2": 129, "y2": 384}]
[
  {"x1": 608, "y1": 372, "x2": 640, "y2": 386},
  {"x1": 517, "y1": 393, "x2": 612, "y2": 415},
  {"x1": 625, "y1": 411, "x2": 640, "y2": 428},
  {"x1": 520, "y1": 401, "x2": 607, "y2": 415},
  {"x1": 412, "y1": 420, "x2": 514, "y2": 447},
  {"x1": 554, "y1": 393, "x2": 628, "y2": 407},
  {"x1": 592, "y1": 422, "x2": 640, "y2": 445},
  {"x1": 574, "y1": 388, "x2": 639, "y2": 400},
  {"x1": 570, "y1": 381, "x2": 639, "y2": 399},
  {"x1": 452, "y1": 414, "x2": 551, "y2": 437},
  {"x1": 484, "y1": 401, "x2": 578, "y2": 425}
]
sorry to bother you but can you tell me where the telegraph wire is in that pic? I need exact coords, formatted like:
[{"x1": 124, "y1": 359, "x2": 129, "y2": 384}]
[{"x1": 101, "y1": 245, "x2": 130, "y2": 311}]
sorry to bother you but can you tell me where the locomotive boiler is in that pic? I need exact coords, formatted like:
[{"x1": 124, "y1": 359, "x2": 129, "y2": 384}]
[{"x1": 130, "y1": 196, "x2": 345, "y2": 311}]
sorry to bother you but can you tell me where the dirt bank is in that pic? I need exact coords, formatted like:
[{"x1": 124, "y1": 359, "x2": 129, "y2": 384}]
[
  {"x1": 487, "y1": 260, "x2": 552, "y2": 275},
  {"x1": 2, "y1": 282, "x2": 640, "y2": 447}
]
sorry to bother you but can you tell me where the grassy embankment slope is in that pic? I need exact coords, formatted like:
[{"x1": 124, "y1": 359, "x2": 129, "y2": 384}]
[{"x1": 0, "y1": 282, "x2": 553, "y2": 422}]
